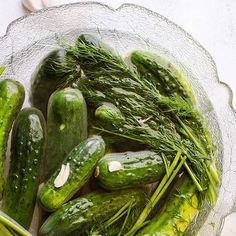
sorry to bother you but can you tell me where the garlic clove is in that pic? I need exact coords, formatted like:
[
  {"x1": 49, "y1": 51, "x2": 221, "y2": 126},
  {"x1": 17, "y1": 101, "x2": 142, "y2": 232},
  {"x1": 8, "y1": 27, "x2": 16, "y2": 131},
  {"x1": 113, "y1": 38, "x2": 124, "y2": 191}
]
[
  {"x1": 108, "y1": 161, "x2": 123, "y2": 172},
  {"x1": 22, "y1": 0, "x2": 44, "y2": 11},
  {"x1": 54, "y1": 163, "x2": 70, "y2": 188}
]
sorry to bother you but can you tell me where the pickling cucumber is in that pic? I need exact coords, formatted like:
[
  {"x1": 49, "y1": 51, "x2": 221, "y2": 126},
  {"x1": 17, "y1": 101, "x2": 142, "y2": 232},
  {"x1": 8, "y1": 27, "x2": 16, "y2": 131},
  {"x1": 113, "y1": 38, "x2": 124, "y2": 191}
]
[
  {"x1": 39, "y1": 188, "x2": 146, "y2": 236},
  {"x1": 94, "y1": 103, "x2": 146, "y2": 151},
  {"x1": 138, "y1": 175, "x2": 198, "y2": 236},
  {"x1": 2, "y1": 108, "x2": 46, "y2": 229},
  {"x1": 95, "y1": 102, "x2": 124, "y2": 129},
  {"x1": 30, "y1": 49, "x2": 70, "y2": 117},
  {"x1": 43, "y1": 88, "x2": 87, "y2": 180},
  {"x1": 130, "y1": 50, "x2": 195, "y2": 104},
  {"x1": 0, "y1": 79, "x2": 25, "y2": 198},
  {"x1": 39, "y1": 136, "x2": 105, "y2": 211},
  {"x1": 95, "y1": 151, "x2": 168, "y2": 190}
]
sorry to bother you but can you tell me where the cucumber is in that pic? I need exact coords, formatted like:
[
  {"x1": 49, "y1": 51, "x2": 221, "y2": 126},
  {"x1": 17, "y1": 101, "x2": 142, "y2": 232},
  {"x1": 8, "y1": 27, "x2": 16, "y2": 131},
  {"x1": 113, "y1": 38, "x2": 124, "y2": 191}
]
[
  {"x1": 138, "y1": 175, "x2": 198, "y2": 236},
  {"x1": 94, "y1": 102, "x2": 126, "y2": 147},
  {"x1": 95, "y1": 151, "x2": 168, "y2": 190},
  {"x1": 94, "y1": 103, "x2": 146, "y2": 151},
  {"x1": 2, "y1": 108, "x2": 46, "y2": 229},
  {"x1": 30, "y1": 49, "x2": 70, "y2": 117},
  {"x1": 43, "y1": 88, "x2": 87, "y2": 180},
  {"x1": 0, "y1": 79, "x2": 25, "y2": 198},
  {"x1": 130, "y1": 50, "x2": 195, "y2": 104},
  {"x1": 39, "y1": 136, "x2": 105, "y2": 211},
  {"x1": 39, "y1": 188, "x2": 146, "y2": 236},
  {"x1": 95, "y1": 102, "x2": 124, "y2": 129}
]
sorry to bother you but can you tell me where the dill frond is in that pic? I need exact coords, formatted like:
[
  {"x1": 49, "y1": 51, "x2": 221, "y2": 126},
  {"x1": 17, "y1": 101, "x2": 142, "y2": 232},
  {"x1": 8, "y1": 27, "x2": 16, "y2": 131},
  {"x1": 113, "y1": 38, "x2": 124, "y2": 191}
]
[{"x1": 58, "y1": 34, "x2": 219, "y2": 233}]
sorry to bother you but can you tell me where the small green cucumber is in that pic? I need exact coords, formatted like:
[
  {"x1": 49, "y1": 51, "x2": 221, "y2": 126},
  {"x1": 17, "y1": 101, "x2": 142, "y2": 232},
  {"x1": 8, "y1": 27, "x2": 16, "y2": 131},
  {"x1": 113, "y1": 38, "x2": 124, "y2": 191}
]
[
  {"x1": 39, "y1": 136, "x2": 105, "y2": 211},
  {"x1": 2, "y1": 108, "x2": 46, "y2": 229},
  {"x1": 95, "y1": 151, "x2": 168, "y2": 190},
  {"x1": 94, "y1": 103, "x2": 146, "y2": 150},
  {"x1": 39, "y1": 188, "x2": 146, "y2": 236},
  {"x1": 138, "y1": 175, "x2": 198, "y2": 236},
  {"x1": 95, "y1": 102, "x2": 124, "y2": 128},
  {"x1": 130, "y1": 50, "x2": 195, "y2": 104},
  {"x1": 94, "y1": 102, "x2": 126, "y2": 147},
  {"x1": 30, "y1": 49, "x2": 69, "y2": 117},
  {"x1": 0, "y1": 79, "x2": 25, "y2": 198},
  {"x1": 43, "y1": 88, "x2": 87, "y2": 180}
]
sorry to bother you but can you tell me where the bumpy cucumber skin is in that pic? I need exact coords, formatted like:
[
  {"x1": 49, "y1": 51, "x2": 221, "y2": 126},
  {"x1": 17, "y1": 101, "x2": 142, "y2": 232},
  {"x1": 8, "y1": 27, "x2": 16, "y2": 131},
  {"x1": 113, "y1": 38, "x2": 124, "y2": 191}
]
[
  {"x1": 43, "y1": 88, "x2": 87, "y2": 180},
  {"x1": 138, "y1": 176, "x2": 198, "y2": 236},
  {"x1": 96, "y1": 151, "x2": 168, "y2": 190},
  {"x1": 30, "y1": 49, "x2": 67, "y2": 117},
  {"x1": 94, "y1": 103, "x2": 147, "y2": 151},
  {"x1": 2, "y1": 108, "x2": 46, "y2": 229},
  {"x1": 39, "y1": 136, "x2": 105, "y2": 212},
  {"x1": 95, "y1": 102, "x2": 124, "y2": 129},
  {"x1": 130, "y1": 50, "x2": 195, "y2": 104},
  {"x1": 39, "y1": 188, "x2": 146, "y2": 236},
  {"x1": 0, "y1": 79, "x2": 25, "y2": 198}
]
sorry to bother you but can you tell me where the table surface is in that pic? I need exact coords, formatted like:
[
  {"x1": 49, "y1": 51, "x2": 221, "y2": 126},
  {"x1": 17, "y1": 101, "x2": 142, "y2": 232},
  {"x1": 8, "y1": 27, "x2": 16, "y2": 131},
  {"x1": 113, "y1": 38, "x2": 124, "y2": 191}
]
[{"x1": 0, "y1": 0, "x2": 236, "y2": 235}]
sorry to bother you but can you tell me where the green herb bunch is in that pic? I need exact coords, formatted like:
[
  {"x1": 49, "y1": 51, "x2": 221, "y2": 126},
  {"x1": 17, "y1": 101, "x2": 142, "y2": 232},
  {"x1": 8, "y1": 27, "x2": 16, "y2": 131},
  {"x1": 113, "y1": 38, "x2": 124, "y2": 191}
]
[{"x1": 59, "y1": 35, "x2": 220, "y2": 234}]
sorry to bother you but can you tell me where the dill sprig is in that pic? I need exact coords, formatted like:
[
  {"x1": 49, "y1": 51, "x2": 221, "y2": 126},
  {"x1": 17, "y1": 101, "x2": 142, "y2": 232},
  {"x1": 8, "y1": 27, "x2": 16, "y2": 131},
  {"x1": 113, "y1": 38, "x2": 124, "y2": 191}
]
[
  {"x1": 88, "y1": 199, "x2": 144, "y2": 236},
  {"x1": 58, "y1": 35, "x2": 219, "y2": 232},
  {"x1": 66, "y1": 38, "x2": 210, "y2": 184}
]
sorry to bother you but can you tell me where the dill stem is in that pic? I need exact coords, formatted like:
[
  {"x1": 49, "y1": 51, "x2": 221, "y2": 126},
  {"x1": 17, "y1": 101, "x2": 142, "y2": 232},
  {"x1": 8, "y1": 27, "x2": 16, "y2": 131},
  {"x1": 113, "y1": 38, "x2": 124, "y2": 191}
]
[
  {"x1": 203, "y1": 162, "x2": 218, "y2": 194},
  {"x1": 206, "y1": 160, "x2": 220, "y2": 185},
  {"x1": 125, "y1": 151, "x2": 182, "y2": 236},
  {"x1": 105, "y1": 200, "x2": 135, "y2": 227},
  {"x1": 92, "y1": 126, "x2": 143, "y2": 143},
  {"x1": 177, "y1": 116, "x2": 218, "y2": 204},
  {"x1": 151, "y1": 155, "x2": 187, "y2": 209},
  {"x1": 176, "y1": 116, "x2": 206, "y2": 155},
  {"x1": 208, "y1": 184, "x2": 216, "y2": 205},
  {"x1": 176, "y1": 116, "x2": 220, "y2": 185},
  {"x1": 0, "y1": 212, "x2": 29, "y2": 236},
  {"x1": 118, "y1": 200, "x2": 135, "y2": 236},
  {"x1": 183, "y1": 161, "x2": 203, "y2": 191},
  {"x1": 0, "y1": 223, "x2": 13, "y2": 236},
  {"x1": 92, "y1": 200, "x2": 135, "y2": 235},
  {"x1": 161, "y1": 153, "x2": 169, "y2": 177}
]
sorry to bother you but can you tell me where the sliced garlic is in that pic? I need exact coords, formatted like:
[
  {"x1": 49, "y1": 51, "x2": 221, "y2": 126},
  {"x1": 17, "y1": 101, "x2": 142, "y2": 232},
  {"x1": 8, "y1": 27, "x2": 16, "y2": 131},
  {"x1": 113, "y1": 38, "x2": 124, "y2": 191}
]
[
  {"x1": 108, "y1": 161, "x2": 123, "y2": 172},
  {"x1": 22, "y1": 0, "x2": 44, "y2": 11},
  {"x1": 54, "y1": 163, "x2": 70, "y2": 188}
]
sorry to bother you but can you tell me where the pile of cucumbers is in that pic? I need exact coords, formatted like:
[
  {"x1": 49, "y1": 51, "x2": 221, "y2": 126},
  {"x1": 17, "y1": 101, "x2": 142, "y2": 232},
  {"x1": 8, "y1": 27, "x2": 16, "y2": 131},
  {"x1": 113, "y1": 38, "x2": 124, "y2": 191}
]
[{"x1": 0, "y1": 34, "x2": 216, "y2": 236}]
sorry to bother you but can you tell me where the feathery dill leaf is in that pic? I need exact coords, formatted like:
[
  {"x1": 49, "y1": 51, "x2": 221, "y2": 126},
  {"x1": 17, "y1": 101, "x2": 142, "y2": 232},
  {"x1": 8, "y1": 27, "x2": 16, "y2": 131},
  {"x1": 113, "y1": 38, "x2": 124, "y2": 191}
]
[
  {"x1": 58, "y1": 35, "x2": 219, "y2": 232},
  {"x1": 64, "y1": 38, "x2": 210, "y2": 184},
  {"x1": 59, "y1": 35, "x2": 218, "y2": 191}
]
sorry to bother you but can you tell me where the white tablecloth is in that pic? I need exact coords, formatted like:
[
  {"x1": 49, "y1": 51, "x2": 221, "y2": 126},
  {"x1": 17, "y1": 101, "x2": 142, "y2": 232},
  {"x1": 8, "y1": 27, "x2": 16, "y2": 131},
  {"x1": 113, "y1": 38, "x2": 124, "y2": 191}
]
[{"x1": 0, "y1": 0, "x2": 236, "y2": 235}]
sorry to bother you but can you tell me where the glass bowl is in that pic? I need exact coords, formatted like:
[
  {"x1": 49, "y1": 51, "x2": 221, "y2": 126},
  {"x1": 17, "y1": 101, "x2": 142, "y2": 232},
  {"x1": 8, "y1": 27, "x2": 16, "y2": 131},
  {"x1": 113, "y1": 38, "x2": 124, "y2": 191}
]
[{"x1": 0, "y1": 2, "x2": 236, "y2": 235}]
